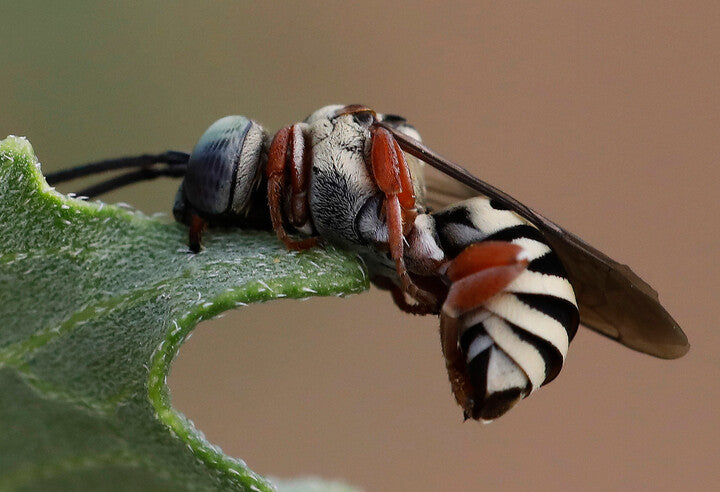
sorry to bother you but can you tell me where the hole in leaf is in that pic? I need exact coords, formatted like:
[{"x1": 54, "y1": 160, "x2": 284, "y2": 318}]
[{"x1": 168, "y1": 290, "x2": 441, "y2": 488}]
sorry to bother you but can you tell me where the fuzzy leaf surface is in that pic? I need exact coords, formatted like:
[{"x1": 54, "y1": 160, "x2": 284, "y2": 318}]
[{"x1": 0, "y1": 136, "x2": 367, "y2": 491}]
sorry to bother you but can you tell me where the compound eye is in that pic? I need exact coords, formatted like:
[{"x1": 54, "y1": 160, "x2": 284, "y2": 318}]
[
  {"x1": 184, "y1": 116, "x2": 266, "y2": 216},
  {"x1": 330, "y1": 104, "x2": 377, "y2": 124},
  {"x1": 352, "y1": 110, "x2": 375, "y2": 127}
]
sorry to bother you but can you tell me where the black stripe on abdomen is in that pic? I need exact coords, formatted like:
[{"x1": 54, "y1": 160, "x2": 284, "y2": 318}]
[
  {"x1": 515, "y1": 293, "x2": 580, "y2": 341},
  {"x1": 527, "y1": 250, "x2": 569, "y2": 278},
  {"x1": 483, "y1": 224, "x2": 547, "y2": 245}
]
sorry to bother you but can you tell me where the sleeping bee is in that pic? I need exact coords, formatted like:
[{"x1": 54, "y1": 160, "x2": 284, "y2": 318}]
[{"x1": 47, "y1": 104, "x2": 689, "y2": 422}]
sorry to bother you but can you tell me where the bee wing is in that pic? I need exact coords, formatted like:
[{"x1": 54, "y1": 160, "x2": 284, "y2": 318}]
[
  {"x1": 384, "y1": 123, "x2": 689, "y2": 359},
  {"x1": 423, "y1": 168, "x2": 478, "y2": 211}
]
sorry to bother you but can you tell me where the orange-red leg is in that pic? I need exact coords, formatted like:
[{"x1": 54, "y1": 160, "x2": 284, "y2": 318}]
[
  {"x1": 440, "y1": 314, "x2": 474, "y2": 419},
  {"x1": 370, "y1": 125, "x2": 435, "y2": 307},
  {"x1": 188, "y1": 213, "x2": 207, "y2": 253},
  {"x1": 371, "y1": 275, "x2": 438, "y2": 315},
  {"x1": 266, "y1": 124, "x2": 319, "y2": 251},
  {"x1": 440, "y1": 241, "x2": 529, "y2": 419},
  {"x1": 388, "y1": 282, "x2": 438, "y2": 315},
  {"x1": 442, "y1": 241, "x2": 528, "y2": 318},
  {"x1": 380, "y1": 279, "x2": 437, "y2": 315}
]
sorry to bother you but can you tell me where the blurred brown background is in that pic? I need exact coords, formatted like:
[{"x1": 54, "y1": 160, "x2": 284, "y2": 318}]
[{"x1": 3, "y1": 2, "x2": 718, "y2": 491}]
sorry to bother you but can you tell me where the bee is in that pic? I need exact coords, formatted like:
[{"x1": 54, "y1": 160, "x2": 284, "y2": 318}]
[{"x1": 47, "y1": 104, "x2": 689, "y2": 422}]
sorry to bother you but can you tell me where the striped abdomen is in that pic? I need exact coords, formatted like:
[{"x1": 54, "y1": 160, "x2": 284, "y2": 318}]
[{"x1": 432, "y1": 197, "x2": 579, "y2": 421}]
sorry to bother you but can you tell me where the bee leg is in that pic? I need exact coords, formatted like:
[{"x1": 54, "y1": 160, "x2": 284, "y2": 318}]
[
  {"x1": 370, "y1": 125, "x2": 436, "y2": 306},
  {"x1": 439, "y1": 241, "x2": 529, "y2": 420},
  {"x1": 266, "y1": 124, "x2": 319, "y2": 251},
  {"x1": 188, "y1": 213, "x2": 207, "y2": 253},
  {"x1": 372, "y1": 275, "x2": 437, "y2": 315},
  {"x1": 389, "y1": 284, "x2": 438, "y2": 315},
  {"x1": 439, "y1": 314, "x2": 474, "y2": 420},
  {"x1": 442, "y1": 241, "x2": 529, "y2": 318}
]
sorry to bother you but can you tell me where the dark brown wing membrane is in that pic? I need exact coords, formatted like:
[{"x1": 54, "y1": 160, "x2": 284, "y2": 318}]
[
  {"x1": 423, "y1": 170, "x2": 477, "y2": 212},
  {"x1": 382, "y1": 123, "x2": 689, "y2": 359}
]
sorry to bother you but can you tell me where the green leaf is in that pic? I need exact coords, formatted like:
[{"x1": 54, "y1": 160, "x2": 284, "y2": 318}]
[{"x1": 0, "y1": 136, "x2": 368, "y2": 491}]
